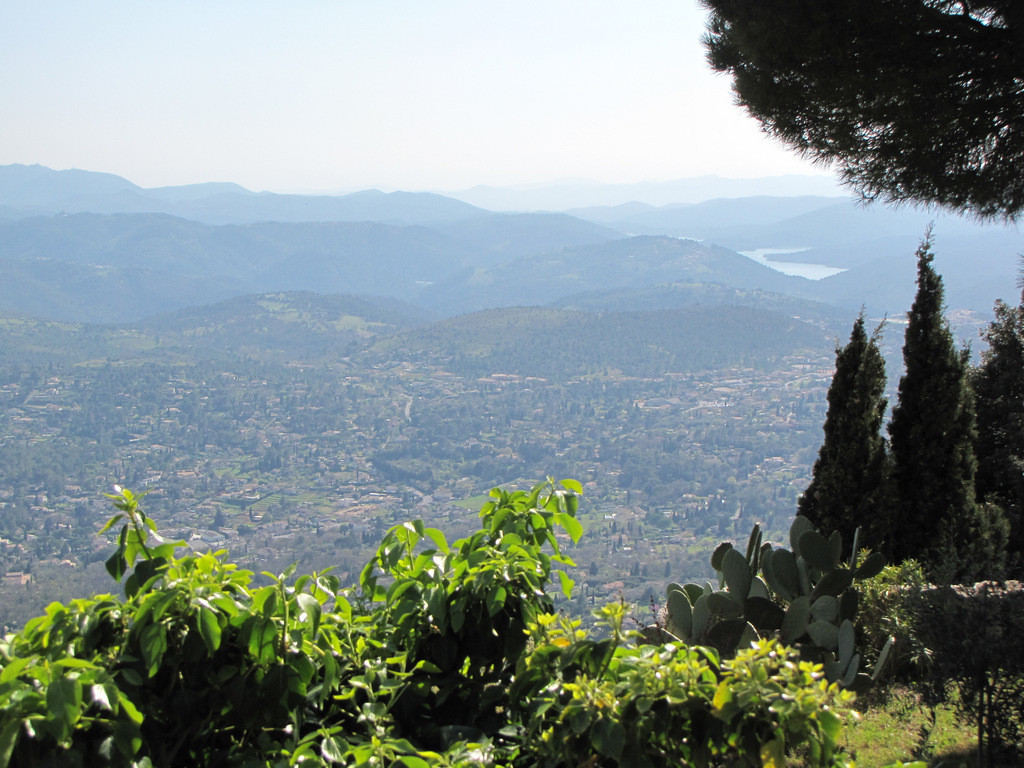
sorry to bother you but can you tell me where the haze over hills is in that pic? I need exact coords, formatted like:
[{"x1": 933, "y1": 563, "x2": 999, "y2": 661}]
[
  {"x1": 0, "y1": 163, "x2": 1019, "y2": 634},
  {"x1": 0, "y1": 163, "x2": 1021, "y2": 328},
  {"x1": 0, "y1": 164, "x2": 489, "y2": 226},
  {"x1": 0, "y1": 291, "x2": 833, "y2": 385},
  {"x1": 444, "y1": 174, "x2": 848, "y2": 210},
  {"x1": 417, "y1": 236, "x2": 811, "y2": 315}
]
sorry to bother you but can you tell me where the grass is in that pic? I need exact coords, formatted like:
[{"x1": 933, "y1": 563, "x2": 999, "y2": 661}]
[{"x1": 840, "y1": 686, "x2": 978, "y2": 767}]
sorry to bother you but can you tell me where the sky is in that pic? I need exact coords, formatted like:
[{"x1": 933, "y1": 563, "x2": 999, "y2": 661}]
[{"x1": 0, "y1": 1, "x2": 836, "y2": 194}]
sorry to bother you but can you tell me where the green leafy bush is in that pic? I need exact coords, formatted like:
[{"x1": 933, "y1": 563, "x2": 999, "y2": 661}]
[
  {"x1": 855, "y1": 559, "x2": 930, "y2": 682},
  {"x1": 0, "y1": 483, "x2": 923, "y2": 768},
  {"x1": 513, "y1": 604, "x2": 854, "y2": 768}
]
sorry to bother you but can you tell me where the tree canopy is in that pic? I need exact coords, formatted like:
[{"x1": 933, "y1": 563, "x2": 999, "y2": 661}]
[
  {"x1": 973, "y1": 287, "x2": 1024, "y2": 575},
  {"x1": 887, "y1": 239, "x2": 1007, "y2": 581},
  {"x1": 798, "y1": 313, "x2": 889, "y2": 548},
  {"x1": 701, "y1": 1, "x2": 1024, "y2": 219}
]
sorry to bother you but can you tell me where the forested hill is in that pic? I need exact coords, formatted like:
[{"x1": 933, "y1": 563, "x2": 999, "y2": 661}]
[
  {"x1": 374, "y1": 304, "x2": 830, "y2": 381},
  {"x1": 0, "y1": 211, "x2": 621, "y2": 323},
  {"x1": 0, "y1": 291, "x2": 831, "y2": 376},
  {"x1": 417, "y1": 235, "x2": 809, "y2": 313},
  {"x1": 0, "y1": 293, "x2": 429, "y2": 366}
]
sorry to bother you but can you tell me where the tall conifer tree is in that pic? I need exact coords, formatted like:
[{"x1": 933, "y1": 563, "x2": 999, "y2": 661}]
[
  {"x1": 798, "y1": 313, "x2": 889, "y2": 549},
  {"x1": 888, "y1": 239, "x2": 1001, "y2": 580},
  {"x1": 973, "y1": 288, "x2": 1024, "y2": 576}
]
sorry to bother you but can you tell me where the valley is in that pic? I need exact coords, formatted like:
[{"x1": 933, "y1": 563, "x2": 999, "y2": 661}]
[
  {"x1": 0, "y1": 294, "x2": 834, "y2": 630},
  {"x1": 0, "y1": 164, "x2": 1019, "y2": 630}
]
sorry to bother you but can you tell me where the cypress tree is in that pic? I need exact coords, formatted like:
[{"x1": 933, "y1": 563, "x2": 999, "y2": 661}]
[
  {"x1": 887, "y1": 238, "x2": 1003, "y2": 581},
  {"x1": 973, "y1": 288, "x2": 1024, "y2": 576},
  {"x1": 798, "y1": 312, "x2": 889, "y2": 550}
]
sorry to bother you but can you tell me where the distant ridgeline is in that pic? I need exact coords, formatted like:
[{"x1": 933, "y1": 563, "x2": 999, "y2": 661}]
[{"x1": 0, "y1": 163, "x2": 1022, "y2": 326}]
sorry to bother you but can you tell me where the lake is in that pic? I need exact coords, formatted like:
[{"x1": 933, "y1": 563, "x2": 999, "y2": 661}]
[{"x1": 738, "y1": 248, "x2": 847, "y2": 280}]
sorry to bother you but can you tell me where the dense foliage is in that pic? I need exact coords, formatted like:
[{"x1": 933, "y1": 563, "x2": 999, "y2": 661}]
[
  {"x1": 797, "y1": 314, "x2": 889, "y2": 544},
  {"x1": 885, "y1": 240, "x2": 1004, "y2": 581},
  {"x1": 0, "y1": 484, "x2": 921, "y2": 768},
  {"x1": 973, "y1": 290, "x2": 1024, "y2": 575},
  {"x1": 913, "y1": 581, "x2": 1024, "y2": 765},
  {"x1": 701, "y1": 0, "x2": 1024, "y2": 218}
]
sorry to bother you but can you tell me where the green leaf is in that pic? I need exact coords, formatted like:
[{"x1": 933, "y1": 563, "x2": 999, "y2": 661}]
[
  {"x1": 706, "y1": 618, "x2": 749, "y2": 656},
  {"x1": 557, "y1": 570, "x2": 574, "y2": 600},
  {"x1": 558, "y1": 513, "x2": 583, "y2": 544},
  {"x1": 321, "y1": 734, "x2": 346, "y2": 764},
  {"x1": 140, "y1": 623, "x2": 168, "y2": 676},
  {"x1": 47, "y1": 676, "x2": 83, "y2": 729},
  {"x1": 707, "y1": 590, "x2": 743, "y2": 618},
  {"x1": 744, "y1": 596, "x2": 784, "y2": 631},
  {"x1": 90, "y1": 684, "x2": 113, "y2": 712},
  {"x1": 450, "y1": 600, "x2": 466, "y2": 633},
  {"x1": 53, "y1": 657, "x2": 95, "y2": 670},
  {"x1": 117, "y1": 693, "x2": 144, "y2": 725},
  {"x1": 691, "y1": 594, "x2": 711, "y2": 638},
  {"x1": 252, "y1": 585, "x2": 278, "y2": 616},
  {"x1": 249, "y1": 618, "x2": 277, "y2": 665},
  {"x1": 872, "y1": 636, "x2": 895, "y2": 682},
  {"x1": 196, "y1": 606, "x2": 222, "y2": 655},
  {"x1": 837, "y1": 619, "x2": 856, "y2": 666},
  {"x1": 295, "y1": 592, "x2": 322, "y2": 636},
  {"x1": 111, "y1": 719, "x2": 143, "y2": 758},
  {"x1": 591, "y1": 718, "x2": 625, "y2": 760},
  {"x1": 0, "y1": 656, "x2": 30, "y2": 683},
  {"x1": 117, "y1": 668, "x2": 144, "y2": 687},
  {"x1": 761, "y1": 738, "x2": 787, "y2": 768},
  {"x1": 105, "y1": 548, "x2": 128, "y2": 582},
  {"x1": 560, "y1": 478, "x2": 583, "y2": 494},
  {"x1": 712, "y1": 680, "x2": 733, "y2": 711},
  {"x1": 565, "y1": 493, "x2": 579, "y2": 515},
  {"x1": 334, "y1": 594, "x2": 353, "y2": 623},
  {"x1": 422, "y1": 527, "x2": 450, "y2": 553},
  {"x1": 97, "y1": 514, "x2": 123, "y2": 535},
  {"x1": 0, "y1": 719, "x2": 22, "y2": 768}
]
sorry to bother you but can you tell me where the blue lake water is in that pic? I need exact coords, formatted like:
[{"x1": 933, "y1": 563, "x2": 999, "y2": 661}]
[{"x1": 738, "y1": 249, "x2": 847, "y2": 280}]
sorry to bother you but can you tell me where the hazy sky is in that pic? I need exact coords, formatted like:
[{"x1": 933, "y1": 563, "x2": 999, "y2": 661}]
[{"x1": 0, "y1": 1, "x2": 835, "y2": 193}]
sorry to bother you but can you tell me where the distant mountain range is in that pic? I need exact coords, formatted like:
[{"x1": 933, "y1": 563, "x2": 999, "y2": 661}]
[
  {"x1": 444, "y1": 175, "x2": 847, "y2": 210},
  {"x1": 0, "y1": 163, "x2": 1021, "y2": 329},
  {"x1": 0, "y1": 164, "x2": 488, "y2": 226}
]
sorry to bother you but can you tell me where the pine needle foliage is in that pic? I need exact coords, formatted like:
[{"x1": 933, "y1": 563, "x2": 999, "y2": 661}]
[{"x1": 701, "y1": 1, "x2": 1024, "y2": 219}]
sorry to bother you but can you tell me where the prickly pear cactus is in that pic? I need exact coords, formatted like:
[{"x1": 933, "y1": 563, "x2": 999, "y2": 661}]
[{"x1": 659, "y1": 517, "x2": 891, "y2": 691}]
